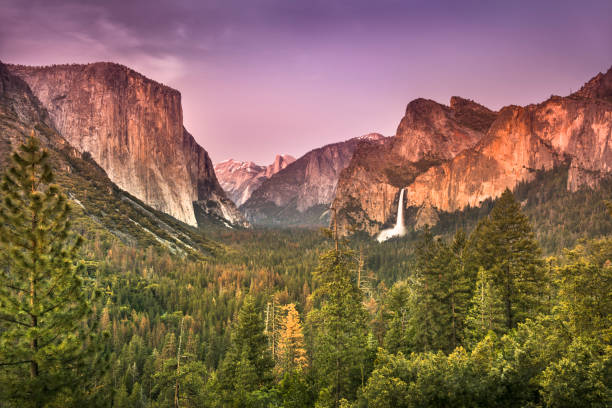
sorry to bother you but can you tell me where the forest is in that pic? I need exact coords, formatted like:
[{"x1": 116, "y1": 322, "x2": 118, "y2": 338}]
[{"x1": 0, "y1": 137, "x2": 610, "y2": 407}]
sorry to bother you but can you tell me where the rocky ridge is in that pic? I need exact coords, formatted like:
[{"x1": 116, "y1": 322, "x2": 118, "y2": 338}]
[
  {"x1": 334, "y1": 67, "x2": 612, "y2": 236},
  {"x1": 7, "y1": 62, "x2": 247, "y2": 228},
  {"x1": 0, "y1": 61, "x2": 218, "y2": 256},
  {"x1": 241, "y1": 133, "x2": 386, "y2": 226},
  {"x1": 214, "y1": 154, "x2": 295, "y2": 206},
  {"x1": 334, "y1": 97, "x2": 497, "y2": 234}
]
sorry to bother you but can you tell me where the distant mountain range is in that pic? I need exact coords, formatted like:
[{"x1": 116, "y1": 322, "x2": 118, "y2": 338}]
[
  {"x1": 220, "y1": 66, "x2": 611, "y2": 237},
  {"x1": 4, "y1": 59, "x2": 610, "y2": 240},
  {"x1": 237, "y1": 133, "x2": 386, "y2": 226},
  {"x1": 214, "y1": 154, "x2": 295, "y2": 206}
]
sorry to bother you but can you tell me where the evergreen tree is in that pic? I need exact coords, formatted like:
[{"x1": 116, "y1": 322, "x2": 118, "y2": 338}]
[
  {"x1": 307, "y1": 240, "x2": 369, "y2": 407},
  {"x1": 409, "y1": 228, "x2": 445, "y2": 352},
  {"x1": 466, "y1": 189, "x2": 545, "y2": 338},
  {"x1": 464, "y1": 267, "x2": 506, "y2": 346},
  {"x1": 0, "y1": 134, "x2": 101, "y2": 407},
  {"x1": 152, "y1": 319, "x2": 210, "y2": 407},
  {"x1": 447, "y1": 229, "x2": 473, "y2": 349},
  {"x1": 113, "y1": 383, "x2": 130, "y2": 408},
  {"x1": 382, "y1": 281, "x2": 411, "y2": 354},
  {"x1": 408, "y1": 228, "x2": 471, "y2": 352},
  {"x1": 218, "y1": 295, "x2": 274, "y2": 405}
]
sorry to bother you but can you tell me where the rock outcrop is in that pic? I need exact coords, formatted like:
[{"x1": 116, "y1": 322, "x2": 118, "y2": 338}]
[
  {"x1": 333, "y1": 67, "x2": 612, "y2": 235},
  {"x1": 214, "y1": 154, "x2": 295, "y2": 206},
  {"x1": 7, "y1": 62, "x2": 247, "y2": 227},
  {"x1": 241, "y1": 133, "x2": 385, "y2": 226},
  {"x1": 334, "y1": 98, "x2": 497, "y2": 234},
  {"x1": 403, "y1": 70, "x2": 612, "y2": 213},
  {"x1": 0, "y1": 61, "x2": 218, "y2": 255}
]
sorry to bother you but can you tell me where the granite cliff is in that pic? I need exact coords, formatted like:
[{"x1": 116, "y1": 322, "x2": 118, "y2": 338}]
[
  {"x1": 333, "y1": 97, "x2": 497, "y2": 234},
  {"x1": 333, "y1": 67, "x2": 612, "y2": 236},
  {"x1": 214, "y1": 154, "x2": 295, "y2": 206},
  {"x1": 0, "y1": 61, "x2": 218, "y2": 255},
  {"x1": 241, "y1": 134, "x2": 385, "y2": 226},
  {"x1": 7, "y1": 62, "x2": 246, "y2": 228}
]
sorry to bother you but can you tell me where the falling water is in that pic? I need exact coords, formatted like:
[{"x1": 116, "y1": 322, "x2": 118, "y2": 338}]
[{"x1": 376, "y1": 188, "x2": 407, "y2": 242}]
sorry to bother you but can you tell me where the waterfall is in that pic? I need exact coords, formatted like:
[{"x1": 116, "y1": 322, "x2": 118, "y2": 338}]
[{"x1": 376, "y1": 188, "x2": 407, "y2": 242}]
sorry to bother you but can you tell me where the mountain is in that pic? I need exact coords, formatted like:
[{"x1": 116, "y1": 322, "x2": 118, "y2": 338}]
[
  {"x1": 241, "y1": 133, "x2": 386, "y2": 226},
  {"x1": 0, "y1": 61, "x2": 219, "y2": 257},
  {"x1": 214, "y1": 154, "x2": 295, "y2": 206},
  {"x1": 334, "y1": 97, "x2": 497, "y2": 234},
  {"x1": 7, "y1": 62, "x2": 247, "y2": 228},
  {"x1": 333, "y1": 67, "x2": 612, "y2": 236}
]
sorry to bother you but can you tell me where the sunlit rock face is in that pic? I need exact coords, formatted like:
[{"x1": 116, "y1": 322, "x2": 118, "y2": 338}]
[
  {"x1": 241, "y1": 134, "x2": 385, "y2": 225},
  {"x1": 404, "y1": 69, "x2": 612, "y2": 212},
  {"x1": 334, "y1": 97, "x2": 496, "y2": 235},
  {"x1": 215, "y1": 155, "x2": 295, "y2": 206},
  {"x1": 334, "y1": 67, "x2": 612, "y2": 235},
  {"x1": 8, "y1": 62, "x2": 247, "y2": 227}
]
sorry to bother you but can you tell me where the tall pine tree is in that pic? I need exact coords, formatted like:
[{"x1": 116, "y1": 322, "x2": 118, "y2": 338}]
[
  {"x1": 465, "y1": 189, "x2": 545, "y2": 341},
  {"x1": 307, "y1": 236, "x2": 369, "y2": 407},
  {"x1": 0, "y1": 134, "x2": 101, "y2": 407},
  {"x1": 218, "y1": 295, "x2": 274, "y2": 405}
]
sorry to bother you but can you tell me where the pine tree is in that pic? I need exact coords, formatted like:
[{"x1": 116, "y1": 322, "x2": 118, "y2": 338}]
[
  {"x1": 382, "y1": 281, "x2": 412, "y2": 354},
  {"x1": 464, "y1": 267, "x2": 506, "y2": 346},
  {"x1": 447, "y1": 229, "x2": 473, "y2": 349},
  {"x1": 307, "y1": 240, "x2": 369, "y2": 407},
  {"x1": 466, "y1": 189, "x2": 545, "y2": 338},
  {"x1": 409, "y1": 228, "x2": 462, "y2": 352},
  {"x1": 218, "y1": 295, "x2": 274, "y2": 404},
  {"x1": 0, "y1": 134, "x2": 101, "y2": 407}
]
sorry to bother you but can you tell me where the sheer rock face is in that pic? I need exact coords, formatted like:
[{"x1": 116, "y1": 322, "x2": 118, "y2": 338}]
[
  {"x1": 8, "y1": 62, "x2": 247, "y2": 227},
  {"x1": 395, "y1": 97, "x2": 495, "y2": 162},
  {"x1": 241, "y1": 134, "x2": 385, "y2": 225},
  {"x1": 404, "y1": 72, "x2": 612, "y2": 212},
  {"x1": 334, "y1": 98, "x2": 496, "y2": 234},
  {"x1": 334, "y1": 67, "x2": 612, "y2": 235},
  {"x1": 214, "y1": 154, "x2": 295, "y2": 206}
]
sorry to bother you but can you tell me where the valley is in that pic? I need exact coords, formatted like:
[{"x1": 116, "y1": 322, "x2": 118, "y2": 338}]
[{"x1": 0, "y1": 49, "x2": 610, "y2": 408}]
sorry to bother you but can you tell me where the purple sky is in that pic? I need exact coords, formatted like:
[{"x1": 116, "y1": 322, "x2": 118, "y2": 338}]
[{"x1": 1, "y1": 0, "x2": 611, "y2": 164}]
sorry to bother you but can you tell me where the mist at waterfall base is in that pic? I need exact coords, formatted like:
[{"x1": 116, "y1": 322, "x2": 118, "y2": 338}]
[{"x1": 377, "y1": 188, "x2": 407, "y2": 243}]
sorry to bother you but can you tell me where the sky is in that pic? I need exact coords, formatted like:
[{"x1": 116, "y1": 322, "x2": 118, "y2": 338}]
[{"x1": 1, "y1": 0, "x2": 611, "y2": 164}]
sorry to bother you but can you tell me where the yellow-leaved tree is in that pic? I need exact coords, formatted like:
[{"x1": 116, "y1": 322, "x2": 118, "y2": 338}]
[{"x1": 277, "y1": 303, "x2": 308, "y2": 375}]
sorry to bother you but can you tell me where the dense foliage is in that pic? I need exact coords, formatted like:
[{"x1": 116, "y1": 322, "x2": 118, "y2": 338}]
[{"x1": 0, "y1": 139, "x2": 610, "y2": 407}]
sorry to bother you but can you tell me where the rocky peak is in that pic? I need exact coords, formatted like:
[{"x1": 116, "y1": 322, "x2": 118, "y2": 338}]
[
  {"x1": 334, "y1": 66, "x2": 612, "y2": 236},
  {"x1": 264, "y1": 154, "x2": 296, "y2": 178},
  {"x1": 8, "y1": 62, "x2": 247, "y2": 228},
  {"x1": 395, "y1": 97, "x2": 492, "y2": 162},
  {"x1": 572, "y1": 67, "x2": 612, "y2": 102},
  {"x1": 241, "y1": 134, "x2": 384, "y2": 226},
  {"x1": 449, "y1": 96, "x2": 498, "y2": 132},
  {"x1": 215, "y1": 154, "x2": 295, "y2": 207}
]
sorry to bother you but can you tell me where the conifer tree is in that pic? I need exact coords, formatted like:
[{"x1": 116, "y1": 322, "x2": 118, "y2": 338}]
[
  {"x1": 307, "y1": 238, "x2": 369, "y2": 407},
  {"x1": 219, "y1": 295, "x2": 274, "y2": 404},
  {"x1": 276, "y1": 303, "x2": 308, "y2": 375},
  {"x1": 0, "y1": 134, "x2": 101, "y2": 407},
  {"x1": 382, "y1": 281, "x2": 412, "y2": 354},
  {"x1": 447, "y1": 229, "x2": 473, "y2": 349},
  {"x1": 464, "y1": 267, "x2": 506, "y2": 346},
  {"x1": 465, "y1": 189, "x2": 545, "y2": 339},
  {"x1": 409, "y1": 228, "x2": 468, "y2": 352}
]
